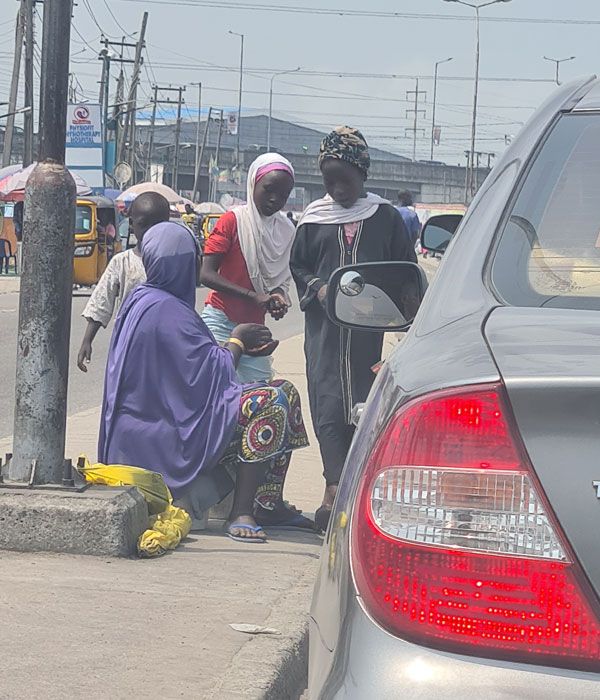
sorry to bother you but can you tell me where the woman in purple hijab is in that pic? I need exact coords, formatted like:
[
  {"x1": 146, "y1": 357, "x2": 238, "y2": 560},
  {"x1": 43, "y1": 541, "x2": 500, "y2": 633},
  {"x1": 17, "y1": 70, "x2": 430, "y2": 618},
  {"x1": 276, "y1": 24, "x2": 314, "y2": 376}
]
[{"x1": 99, "y1": 221, "x2": 309, "y2": 542}]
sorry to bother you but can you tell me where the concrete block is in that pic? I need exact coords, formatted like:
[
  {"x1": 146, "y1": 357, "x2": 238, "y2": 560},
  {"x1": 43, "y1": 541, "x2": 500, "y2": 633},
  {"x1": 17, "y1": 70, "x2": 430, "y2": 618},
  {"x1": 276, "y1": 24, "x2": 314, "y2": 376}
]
[{"x1": 0, "y1": 485, "x2": 148, "y2": 557}]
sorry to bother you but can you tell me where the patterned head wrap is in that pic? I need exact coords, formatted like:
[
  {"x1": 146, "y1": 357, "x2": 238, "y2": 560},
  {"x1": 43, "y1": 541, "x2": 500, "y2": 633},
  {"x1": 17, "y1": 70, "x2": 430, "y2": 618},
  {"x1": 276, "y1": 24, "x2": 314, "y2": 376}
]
[{"x1": 318, "y1": 126, "x2": 371, "y2": 175}]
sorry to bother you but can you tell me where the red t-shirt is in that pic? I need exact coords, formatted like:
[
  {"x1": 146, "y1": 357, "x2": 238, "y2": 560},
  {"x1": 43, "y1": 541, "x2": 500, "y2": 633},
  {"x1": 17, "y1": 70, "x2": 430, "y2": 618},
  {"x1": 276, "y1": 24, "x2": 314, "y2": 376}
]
[{"x1": 204, "y1": 211, "x2": 265, "y2": 324}]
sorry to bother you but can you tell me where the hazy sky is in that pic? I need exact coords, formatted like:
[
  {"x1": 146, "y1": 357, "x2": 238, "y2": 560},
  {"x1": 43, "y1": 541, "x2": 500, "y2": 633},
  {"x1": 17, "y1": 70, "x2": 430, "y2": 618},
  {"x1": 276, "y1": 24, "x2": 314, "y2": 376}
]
[{"x1": 1, "y1": 0, "x2": 598, "y2": 164}]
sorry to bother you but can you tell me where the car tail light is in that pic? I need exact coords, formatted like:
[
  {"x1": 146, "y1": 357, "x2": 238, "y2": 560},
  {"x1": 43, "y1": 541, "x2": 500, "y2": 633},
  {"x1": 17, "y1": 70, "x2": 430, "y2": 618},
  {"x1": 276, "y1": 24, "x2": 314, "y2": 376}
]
[{"x1": 352, "y1": 385, "x2": 600, "y2": 670}]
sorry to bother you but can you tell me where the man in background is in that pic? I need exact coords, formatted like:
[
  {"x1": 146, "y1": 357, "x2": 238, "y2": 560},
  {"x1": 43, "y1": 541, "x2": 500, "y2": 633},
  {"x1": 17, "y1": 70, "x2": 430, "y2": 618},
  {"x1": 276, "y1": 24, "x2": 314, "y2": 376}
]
[
  {"x1": 182, "y1": 203, "x2": 198, "y2": 235},
  {"x1": 396, "y1": 190, "x2": 421, "y2": 247}
]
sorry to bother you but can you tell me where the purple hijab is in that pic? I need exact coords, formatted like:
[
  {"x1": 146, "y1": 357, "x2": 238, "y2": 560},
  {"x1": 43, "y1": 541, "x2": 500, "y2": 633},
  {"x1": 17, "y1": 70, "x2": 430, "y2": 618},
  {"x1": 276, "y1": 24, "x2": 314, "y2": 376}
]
[{"x1": 98, "y1": 222, "x2": 242, "y2": 498}]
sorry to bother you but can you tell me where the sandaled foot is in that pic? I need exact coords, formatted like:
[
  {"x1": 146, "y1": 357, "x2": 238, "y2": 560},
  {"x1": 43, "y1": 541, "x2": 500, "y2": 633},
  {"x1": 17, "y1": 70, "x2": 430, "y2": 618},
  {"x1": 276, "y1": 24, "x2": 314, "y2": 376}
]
[{"x1": 226, "y1": 516, "x2": 267, "y2": 543}]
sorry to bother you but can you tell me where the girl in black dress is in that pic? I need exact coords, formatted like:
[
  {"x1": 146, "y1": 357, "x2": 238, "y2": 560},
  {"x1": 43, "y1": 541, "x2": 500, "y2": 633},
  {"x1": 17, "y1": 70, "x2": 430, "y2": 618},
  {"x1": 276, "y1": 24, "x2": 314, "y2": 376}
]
[{"x1": 290, "y1": 126, "x2": 417, "y2": 531}]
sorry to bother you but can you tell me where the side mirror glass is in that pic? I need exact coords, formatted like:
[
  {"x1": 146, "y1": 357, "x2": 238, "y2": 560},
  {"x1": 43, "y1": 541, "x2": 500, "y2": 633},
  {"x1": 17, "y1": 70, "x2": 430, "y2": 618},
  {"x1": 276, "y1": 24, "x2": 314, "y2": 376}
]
[
  {"x1": 327, "y1": 261, "x2": 427, "y2": 332},
  {"x1": 421, "y1": 214, "x2": 463, "y2": 254}
]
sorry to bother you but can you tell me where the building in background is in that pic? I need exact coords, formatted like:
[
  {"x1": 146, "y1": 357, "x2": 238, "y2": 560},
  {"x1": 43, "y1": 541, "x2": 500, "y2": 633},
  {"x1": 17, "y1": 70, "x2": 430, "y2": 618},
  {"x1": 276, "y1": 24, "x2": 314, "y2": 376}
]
[{"x1": 138, "y1": 115, "x2": 489, "y2": 206}]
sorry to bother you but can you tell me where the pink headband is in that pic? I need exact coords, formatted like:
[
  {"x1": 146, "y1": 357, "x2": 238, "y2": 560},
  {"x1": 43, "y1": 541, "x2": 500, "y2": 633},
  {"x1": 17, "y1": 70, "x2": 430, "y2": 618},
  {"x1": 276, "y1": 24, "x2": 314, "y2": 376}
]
[{"x1": 255, "y1": 162, "x2": 294, "y2": 184}]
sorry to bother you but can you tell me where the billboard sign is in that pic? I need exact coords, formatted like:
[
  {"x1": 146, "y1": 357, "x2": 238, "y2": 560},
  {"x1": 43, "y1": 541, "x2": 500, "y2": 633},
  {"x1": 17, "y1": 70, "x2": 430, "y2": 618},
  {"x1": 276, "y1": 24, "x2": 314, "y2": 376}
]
[{"x1": 65, "y1": 103, "x2": 104, "y2": 190}]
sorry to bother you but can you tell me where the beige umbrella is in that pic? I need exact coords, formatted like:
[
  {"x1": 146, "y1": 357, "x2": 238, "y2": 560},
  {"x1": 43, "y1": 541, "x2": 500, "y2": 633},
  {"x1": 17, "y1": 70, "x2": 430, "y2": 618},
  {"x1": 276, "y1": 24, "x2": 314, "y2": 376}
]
[{"x1": 116, "y1": 182, "x2": 185, "y2": 205}]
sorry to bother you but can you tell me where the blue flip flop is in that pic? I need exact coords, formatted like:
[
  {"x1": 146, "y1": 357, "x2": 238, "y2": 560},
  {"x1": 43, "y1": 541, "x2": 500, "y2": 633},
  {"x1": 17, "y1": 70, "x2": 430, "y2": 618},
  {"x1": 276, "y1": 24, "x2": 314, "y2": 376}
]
[{"x1": 226, "y1": 521, "x2": 267, "y2": 543}]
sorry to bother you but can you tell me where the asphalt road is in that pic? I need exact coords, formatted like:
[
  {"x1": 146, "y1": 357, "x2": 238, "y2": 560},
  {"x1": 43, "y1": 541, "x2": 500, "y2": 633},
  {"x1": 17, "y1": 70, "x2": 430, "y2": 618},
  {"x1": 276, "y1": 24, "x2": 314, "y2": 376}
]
[{"x1": 0, "y1": 287, "x2": 305, "y2": 438}]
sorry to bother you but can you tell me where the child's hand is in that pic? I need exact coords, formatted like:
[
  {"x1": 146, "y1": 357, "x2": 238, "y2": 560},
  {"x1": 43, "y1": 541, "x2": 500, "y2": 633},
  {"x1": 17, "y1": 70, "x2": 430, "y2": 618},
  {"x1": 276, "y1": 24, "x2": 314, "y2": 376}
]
[
  {"x1": 268, "y1": 292, "x2": 289, "y2": 320},
  {"x1": 77, "y1": 341, "x2": 92, "y2": 372}
]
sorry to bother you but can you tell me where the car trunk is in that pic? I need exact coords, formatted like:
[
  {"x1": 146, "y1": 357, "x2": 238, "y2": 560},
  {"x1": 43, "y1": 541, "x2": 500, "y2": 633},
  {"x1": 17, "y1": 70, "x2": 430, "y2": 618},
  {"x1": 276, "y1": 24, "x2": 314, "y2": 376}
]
[{"x1": 484, "y1": 306, "x2": 600, "y2": 599}]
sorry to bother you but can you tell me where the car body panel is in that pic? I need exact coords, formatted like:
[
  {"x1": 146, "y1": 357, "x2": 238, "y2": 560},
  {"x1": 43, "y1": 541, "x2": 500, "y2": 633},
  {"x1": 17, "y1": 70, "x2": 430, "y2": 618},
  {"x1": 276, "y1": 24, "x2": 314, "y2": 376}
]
[
  {"x1": 310, "y1": 598, "x2": 600, "y2": 700},
  {"x1": 484, "y1": 306, "x2": 600, "y2": 597},
  {"x1": 309, "y1": 76, "x2": 600, "y2": 698}
]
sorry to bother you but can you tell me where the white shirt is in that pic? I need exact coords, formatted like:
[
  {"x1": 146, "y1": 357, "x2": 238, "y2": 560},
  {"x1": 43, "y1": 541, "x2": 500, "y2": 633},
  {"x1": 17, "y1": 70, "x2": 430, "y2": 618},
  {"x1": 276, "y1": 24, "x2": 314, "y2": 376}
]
[{"x1": 82, "y1": 249, "x2": 146, "y2": 327}]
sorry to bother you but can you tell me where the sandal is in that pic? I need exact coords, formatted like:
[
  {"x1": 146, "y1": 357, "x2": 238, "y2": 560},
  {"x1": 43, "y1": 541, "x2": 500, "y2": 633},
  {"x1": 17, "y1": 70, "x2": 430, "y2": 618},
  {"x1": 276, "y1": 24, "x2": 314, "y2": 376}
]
[
  {"x1": 255, "y1": 502, "x2": 315, "y2": 531},
  {"x1": 314, "y1": 505, "x2": 332, "y2": 533},
  {"x1": 226, "y1": 520, "x2": 267, "y2": 543}
]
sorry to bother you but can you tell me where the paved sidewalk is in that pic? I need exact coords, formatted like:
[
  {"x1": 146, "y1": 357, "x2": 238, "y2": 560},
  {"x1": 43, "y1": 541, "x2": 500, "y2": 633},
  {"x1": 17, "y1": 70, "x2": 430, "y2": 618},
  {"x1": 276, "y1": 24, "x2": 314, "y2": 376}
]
[
  {"x1": 0, "y1": 276, "x2": 20, "y2": 295},
  {"x1": 0, "y1": 334, "x2": 323, "y2": 700}
]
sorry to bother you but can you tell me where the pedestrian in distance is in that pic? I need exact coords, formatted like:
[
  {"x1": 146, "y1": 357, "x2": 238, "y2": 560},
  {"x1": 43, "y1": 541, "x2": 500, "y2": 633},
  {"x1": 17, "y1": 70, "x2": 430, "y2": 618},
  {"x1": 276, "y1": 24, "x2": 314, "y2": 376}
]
[
  {"x1": 396, "y1": 189, "x2": 422, "y2": 247},
  {"x1": 200, "y1": 153, "x2": 296, "y2": 383},
  {"x1": 77, "y1": 192, "x2": 171, "y2": 372},
  {"x1": 290, "y1": 126, "x2": 417, "y2": 533},
  {"x1": 181, "y1": 202, "x2": 198, "y2": 234},
  {"x1": 98, "y1": 222, "x2": 311, "y2": 542}
]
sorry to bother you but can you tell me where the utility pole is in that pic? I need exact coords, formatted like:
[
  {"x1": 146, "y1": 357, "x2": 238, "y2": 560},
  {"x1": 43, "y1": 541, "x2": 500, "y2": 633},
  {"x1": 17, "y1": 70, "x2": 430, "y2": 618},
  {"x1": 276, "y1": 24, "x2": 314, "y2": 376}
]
[
  {"x1": 2, "y1": 2, "x2": 25, "y2": 167},
  {"x1": 10, "y1": 0, "x2": 76, "y2": 484},
  {"x1": 23, "y1": 0, "x2": 34, "y2": 167},
  {"x1": 268, "y1": 67, "x2": 300, "y2": 151},
  {"x1": 117, "y1": 12, "x2": 148, "y2": 177},
  {"x1": 150, "y1": 86, "x2": 185, "y2": 190},
  {"x1": 192, "y1": 105, "x2": 212, "y2": 203},
  {"x1": 229, "y1": 31, "x2": 244, "y2": 168},
  {"x1": 441, "y1": 0, "x2": 512, "y2": 201},
  {"x1": 430, "y1": 57, "x2": 452, "y2": 161},
  {"x1": 172, "y1": 86, "x2": 185, "y2": 192},
  {"x1": 104, "y1": 36, "x2": 135, "y2": 180},
  {"x1": 405, "y1": 78, "x2": 426, "y2": 162},
  {"x1": 38, "y1": 0, "x2": 52, "y2": 137},
  {"x1": 98, "y1": 44, "x2": 112, "y2": 158},
  {"x1": 192, "y1": 82, "x2": 202, "y2": 197},
  {"x1": 207, "y1": 109, "x2": 224, "y2": 202},
  {"x1": 146, "y1": 85, "x2": 159, "y2": 180}
]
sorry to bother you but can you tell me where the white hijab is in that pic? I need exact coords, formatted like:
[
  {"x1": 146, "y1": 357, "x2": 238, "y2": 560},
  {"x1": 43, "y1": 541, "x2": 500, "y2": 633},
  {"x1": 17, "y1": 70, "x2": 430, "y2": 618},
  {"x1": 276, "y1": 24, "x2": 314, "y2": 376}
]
[
  {"x1": 297, "y1": 192, "x2": 389, "y2": 227},
  {"x1": 234, "y1": 153, "x2": 296, "y2": 295}
]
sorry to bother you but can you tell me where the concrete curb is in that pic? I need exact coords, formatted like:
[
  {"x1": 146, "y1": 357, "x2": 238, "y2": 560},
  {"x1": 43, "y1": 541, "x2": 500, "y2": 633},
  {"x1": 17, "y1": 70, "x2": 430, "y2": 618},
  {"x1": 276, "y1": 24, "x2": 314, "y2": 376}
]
[{"x1": 209, "y1": 555, "x2": 319, "y2": 700}]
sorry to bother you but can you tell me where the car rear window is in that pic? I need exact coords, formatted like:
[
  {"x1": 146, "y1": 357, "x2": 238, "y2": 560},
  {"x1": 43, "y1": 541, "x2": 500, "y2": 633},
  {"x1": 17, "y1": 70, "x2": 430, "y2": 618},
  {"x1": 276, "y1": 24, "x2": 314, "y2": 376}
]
[{"x1": 491, "y1": 113, "x2": 600, "y2": 310}]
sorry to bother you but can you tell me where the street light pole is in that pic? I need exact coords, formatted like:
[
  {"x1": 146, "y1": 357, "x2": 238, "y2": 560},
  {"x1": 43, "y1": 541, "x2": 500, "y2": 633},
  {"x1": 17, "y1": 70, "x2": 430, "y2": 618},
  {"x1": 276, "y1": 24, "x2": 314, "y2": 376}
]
[
  {"x1": 443, "y1": 0, "x2": 512, "y2": 201},
  {"x1": 229, "y1": 31, "x2": 244, "y2": 168},
  {"x1": 268, "y1": 67, "x2": 300, "y2": 151},
  {"x1": 543, "y1": 55, "x2": 576, "y2": 86},
  {"x1": 430, "y1": 57, "x2": 453, "y2": 161}
]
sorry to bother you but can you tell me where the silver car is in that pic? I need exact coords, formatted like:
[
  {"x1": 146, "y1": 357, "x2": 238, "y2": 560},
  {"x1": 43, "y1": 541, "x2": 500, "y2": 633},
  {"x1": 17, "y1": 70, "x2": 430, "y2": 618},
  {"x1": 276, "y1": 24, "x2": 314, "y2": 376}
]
[{"x1": 309, "y1": 77, "x2": 600, "y2": 698}]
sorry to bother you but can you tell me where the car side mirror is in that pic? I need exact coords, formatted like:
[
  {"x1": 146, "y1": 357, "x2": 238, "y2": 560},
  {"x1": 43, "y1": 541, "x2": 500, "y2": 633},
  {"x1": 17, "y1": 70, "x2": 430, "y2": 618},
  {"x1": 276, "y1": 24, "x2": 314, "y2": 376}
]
[
  {"x1": 326, "y1": 261, "x2": 427, "y2": 332},
  {"x1": 421, "y1": 214, "x2": 463, "y2": 255}
]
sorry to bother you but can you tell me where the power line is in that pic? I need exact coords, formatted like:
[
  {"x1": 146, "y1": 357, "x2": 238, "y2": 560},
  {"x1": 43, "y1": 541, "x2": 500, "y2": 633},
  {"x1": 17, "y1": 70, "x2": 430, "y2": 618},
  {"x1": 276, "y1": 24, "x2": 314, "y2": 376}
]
[
  {"x1": 102, "y1": 0, "x2": 137, "y2": 37},
  {"x1": 118, "y1": 0, "x2": 600, "y2": 26}
]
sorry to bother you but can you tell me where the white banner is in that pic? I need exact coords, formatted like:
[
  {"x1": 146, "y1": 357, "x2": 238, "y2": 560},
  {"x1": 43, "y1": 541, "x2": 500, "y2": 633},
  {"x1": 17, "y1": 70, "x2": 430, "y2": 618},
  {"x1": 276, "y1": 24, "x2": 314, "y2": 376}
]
[{"x1": 226, "y1": 111, "x2": 238, "y2": 136}]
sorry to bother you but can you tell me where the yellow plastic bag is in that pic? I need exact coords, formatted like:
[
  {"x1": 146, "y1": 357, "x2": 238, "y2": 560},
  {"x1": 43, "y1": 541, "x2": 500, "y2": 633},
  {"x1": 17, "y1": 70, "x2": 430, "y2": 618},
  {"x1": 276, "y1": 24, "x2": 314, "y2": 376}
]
[
  {"x1": 77, "y1": 457, "x2": 171, "y2": 515},
  {"x1": 77, "y1": 457, "x2": 192, "y2": 558},
  {"x1": 137, "y1": 505, "x2": 192, "y2": 558}
]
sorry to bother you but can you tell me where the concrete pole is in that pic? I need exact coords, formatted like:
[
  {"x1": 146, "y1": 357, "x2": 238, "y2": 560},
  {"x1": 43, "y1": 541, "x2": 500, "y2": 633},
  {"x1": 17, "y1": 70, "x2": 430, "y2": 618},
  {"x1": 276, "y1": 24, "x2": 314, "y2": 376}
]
[
  {"x1": 2, "y1": 3, "x2": 25, "y2": 167},
  {"x1": 430, "y1": 57, "x2": 452, "y2": 161},
  {"x1": 39, "y1": 0, "x2": 52, "y2": 138},
  {"x1": 268, "y1": 68, "x2": 300, "y2": 152},
  {"x1": 172, "y1": 86, "x2": 185, "y2": 192},
  {"x1": 193, "y1": 82, "x2": 202, "y2": 194},
  {"x1": 22, "y1": 0, "x2": 34, "y2": 167},
  {"x1": 228, "y1": 31, "x2": 244, "y2": 167},
  {"x1": 118, "y1": 12, "x2": 148, "y2": 169},
  {"x1": 192, "y1": 106, "x2": 212, "y2": 203},
  {"x1": 412, "y1": 78, "x2": 419, "y2": 162},
  {"x1": 9, "y1": 0, "x2": 76, "y2": 484},
  {"x1": 268, "y1": 74, "x2": 275, "y2": 152},
  {"x1": 467, "y1": 6, "x2": 481, "y2": 201},
  {"x1": 146, "y1": 85, "x2": 158, "y2": 180}
]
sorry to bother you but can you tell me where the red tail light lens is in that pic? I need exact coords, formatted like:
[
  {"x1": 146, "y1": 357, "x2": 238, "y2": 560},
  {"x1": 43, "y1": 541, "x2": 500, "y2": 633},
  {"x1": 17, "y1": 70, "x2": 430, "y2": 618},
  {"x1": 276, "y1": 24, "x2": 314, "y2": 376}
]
[{"x1": 352, "y1": 385, "x2": 600, "y2": 670}]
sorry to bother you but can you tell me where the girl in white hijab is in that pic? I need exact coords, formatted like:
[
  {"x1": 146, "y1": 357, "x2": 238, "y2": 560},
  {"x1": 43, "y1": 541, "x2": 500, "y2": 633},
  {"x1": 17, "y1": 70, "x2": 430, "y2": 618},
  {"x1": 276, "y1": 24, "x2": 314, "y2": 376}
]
[{"x1": 200, "y1": 153, "x2": 296, "y2": 383}]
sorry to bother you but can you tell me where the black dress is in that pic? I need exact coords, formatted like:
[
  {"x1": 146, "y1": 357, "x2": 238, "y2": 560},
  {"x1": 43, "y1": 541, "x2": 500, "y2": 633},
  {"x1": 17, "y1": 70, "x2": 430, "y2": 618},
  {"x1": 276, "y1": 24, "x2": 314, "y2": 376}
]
[{"x1": 290, "y1": 203, "x2": 417, "y2": 485}]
